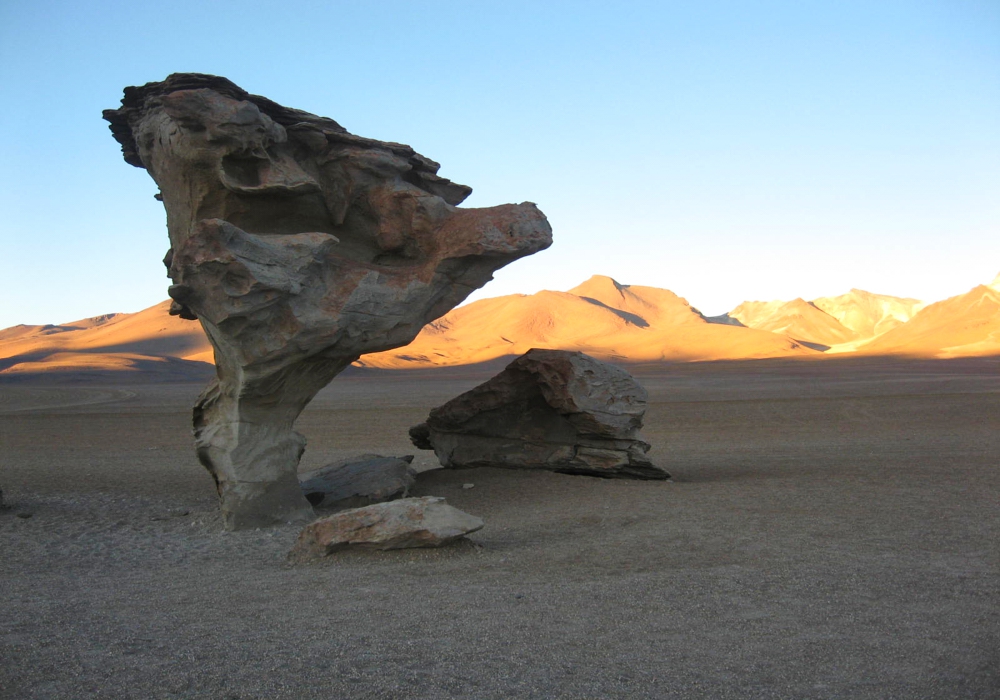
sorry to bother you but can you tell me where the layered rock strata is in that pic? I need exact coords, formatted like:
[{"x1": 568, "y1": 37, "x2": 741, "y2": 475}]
[
  {"x1": 104, "y1": 74, "x2": 551, "y2": 529},
  {"x1": 410, "y1": 349, "x2": 667, "y2": 479}
]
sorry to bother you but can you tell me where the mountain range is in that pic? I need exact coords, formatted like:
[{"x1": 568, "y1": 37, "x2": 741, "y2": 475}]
[{"x1": 2, "y1": 274, "x2": 998, "y2": 379}]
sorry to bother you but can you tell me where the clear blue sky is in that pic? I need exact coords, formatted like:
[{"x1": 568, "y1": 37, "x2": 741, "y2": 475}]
[{"x1": 1, "y1": 0, "x2": 997, "y2": 327}]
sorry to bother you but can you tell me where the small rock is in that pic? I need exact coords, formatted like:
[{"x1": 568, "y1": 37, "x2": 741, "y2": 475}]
[
  {"x1": 462, "y1": 483, "x2": 475, "y2": 490},
  {"x1": 16, "y1": 512, "x2": 33, "y2": 519},
  {"x1": 289, "y1": 496, "x2": 483, "y2": 561},
  {"x1": 299, "y1": 454, "x2": 416, "y2": 510}
]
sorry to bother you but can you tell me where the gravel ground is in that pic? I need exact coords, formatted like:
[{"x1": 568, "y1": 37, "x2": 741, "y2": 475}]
[{"x1": 1, "y1": 357, "x2": 998, "y2": 699}]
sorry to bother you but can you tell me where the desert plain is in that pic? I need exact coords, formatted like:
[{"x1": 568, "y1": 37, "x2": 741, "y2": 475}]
[{"x1": 1, "y1": 355, "x2": 997, "y2": 699}]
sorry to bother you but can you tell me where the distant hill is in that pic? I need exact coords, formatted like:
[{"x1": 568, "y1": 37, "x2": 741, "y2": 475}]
[
  {"x1": 857, "y1": 285, "x2": 1000, "y2": 358},
  {"x1": 2, "y1": 273, "x2": 997, "y2": 379},
  {"x1": 358, "y1": 276, "x2": 814, "y2": 368},
  {"x1": 728, "y1": 298, "x2": 858, "y2": 350},
  {"x1": 813, "y1": 289, "x2": 924, "y2": 338},
  {"x1": 0, "y1": 301, "x2": 213, "y2": 381},
  {"x1": 727, "y1": 289, "x2": 927, "y2": 350}
]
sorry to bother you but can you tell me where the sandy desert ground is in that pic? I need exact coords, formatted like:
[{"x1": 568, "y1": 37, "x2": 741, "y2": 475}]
[{"x1": 1, "y1": 356, "x2": 998, "y2": 699}]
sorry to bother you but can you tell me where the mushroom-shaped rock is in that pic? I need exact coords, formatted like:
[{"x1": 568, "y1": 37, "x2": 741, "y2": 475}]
[
  {"x1": 288, "y1": 496, "x2": 483, "y2": 561},
  {"x1": 410, "y1": 349, "x2": 668, "y2": 479},
  {"x1": 104, "y1": 74, "x2": 551, "y2": 529}
]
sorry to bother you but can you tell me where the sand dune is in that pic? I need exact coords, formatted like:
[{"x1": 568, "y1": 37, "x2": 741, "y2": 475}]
[{"x1": 857, "y1": 284, "x2": 1000, "y2": 357}]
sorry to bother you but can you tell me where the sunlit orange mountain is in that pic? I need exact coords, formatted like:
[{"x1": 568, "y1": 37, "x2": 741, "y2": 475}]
[
  {"x1": 726, "y1": 289, "x2": 926, "y2": 350},
  {"x1": 813, "y1": 289, "x2": 925, "y2": 338},
  {"x1": 359, "y1": 276, "x2": 813, "y2": 368},
  {"x1": 856, "y1": 282, "x2": 1000, "y2": 358},
  {"x1": 0, "y1": 301, "x2": 213, "y2": 380},
  {"x1": 727, "y1": 298, "x2": 858, "y2": 349},
  {"x1": 2, "y1": 274, "x2": 998, "y2": 379}
]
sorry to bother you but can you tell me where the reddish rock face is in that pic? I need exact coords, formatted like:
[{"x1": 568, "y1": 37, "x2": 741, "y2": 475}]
[
  {"x1": 410, "y1": 349, "x2": 668, "y2": 480},
  {"x1": 105, "y1": 74, "x2": 551, "y2": 529}
]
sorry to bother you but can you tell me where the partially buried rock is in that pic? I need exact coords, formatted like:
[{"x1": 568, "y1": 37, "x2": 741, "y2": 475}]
[
  {"x1": 299, "y1": 454, "x2": 416, "y2": 510},
  {"x1": 289, "y1": 497, "x2": 483, "y2": 561},
  {"x1": 410, "y1": 349, "x2": 668, "y2": 479}
]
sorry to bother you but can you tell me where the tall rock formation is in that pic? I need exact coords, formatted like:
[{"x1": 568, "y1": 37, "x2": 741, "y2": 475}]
[{"x1": 104, "y1": 74, "x2": 551, "y2": 529}]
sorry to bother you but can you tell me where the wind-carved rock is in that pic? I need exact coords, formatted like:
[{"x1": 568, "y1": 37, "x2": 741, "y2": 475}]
[
  {"x1": 104, "y1": 74, "x2": 551, "y2": 529},
  {"x1": 410, "y1": 349, "x2": 668, "y2": 479}
]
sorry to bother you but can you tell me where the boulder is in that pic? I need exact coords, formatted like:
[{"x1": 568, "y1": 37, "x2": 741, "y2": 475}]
[
  {"x1": 410, "y1": 349, "x2": 668, "y2": 479},
  {"x1": 288, "y1": 496, "x2": 483, "y2": 560},
  {"x1": 299, "y1": 454, "x2": 416, "y2": 510},
  {"x1": 104, "y1": 74, "x2": 551, "y2": 529}
]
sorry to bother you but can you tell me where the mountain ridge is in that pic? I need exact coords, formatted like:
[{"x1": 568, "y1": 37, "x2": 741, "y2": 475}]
[{"x1": 2, "y1": 274, "x2": 997, "y2": 378}]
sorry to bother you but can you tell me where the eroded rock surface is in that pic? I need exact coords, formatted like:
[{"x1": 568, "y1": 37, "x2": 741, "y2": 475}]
[
  {"x1": 299, "y1": 454, "x2": 415, "y2": 510},
  {"x1": 104, "y1": 74, "x2": 551, "y2": 529},
  {"x1": 288, "y1": 496, "x2": 483, "y2": 561},
  {"x1": 410, "y1": 349, "x2": 667, "y2": 479}
]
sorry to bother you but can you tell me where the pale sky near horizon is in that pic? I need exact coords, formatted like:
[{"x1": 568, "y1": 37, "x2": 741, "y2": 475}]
[{"x1": 1, "y1": 0, "x2": 997, "y2": 328}]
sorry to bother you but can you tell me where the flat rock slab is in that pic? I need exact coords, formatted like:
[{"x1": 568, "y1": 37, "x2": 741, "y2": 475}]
[
  {"x1": 299, "y1": 454, "x2": 416, "y2": 510},
  {"x1": 410, "y1": 349, "x2": 669, "y2": 479},
  {"x1": 289, "y1": 497, "x2": 483, "y2": 561}
]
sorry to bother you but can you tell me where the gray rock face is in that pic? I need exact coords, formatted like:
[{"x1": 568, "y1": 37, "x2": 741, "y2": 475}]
[
  {"x1": 410, "y1": 349, "x2": 668, "y2": 479},
  {"x1": 104, "y1": 74, "x2": 551, "y2": 529},
  {"x1": 288, "y1": 496, "x2": 483, "y2": 561},
  {"x1": 299, "y1": 454, "x2": 415, "y2": 510}
]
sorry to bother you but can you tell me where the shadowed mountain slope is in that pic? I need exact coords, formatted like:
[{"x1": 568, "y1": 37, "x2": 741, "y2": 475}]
[{"x1": 0, "y1": 301, "x2": 213, "y2": 379}]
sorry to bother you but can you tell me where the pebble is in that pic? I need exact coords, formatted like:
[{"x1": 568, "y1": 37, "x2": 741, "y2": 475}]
[{"x1": 462, "y1": 483, "x2": 475, "y2": 490}]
